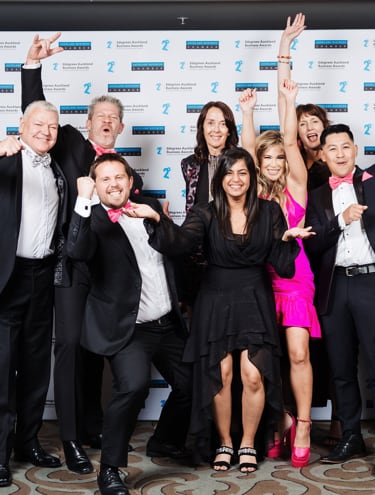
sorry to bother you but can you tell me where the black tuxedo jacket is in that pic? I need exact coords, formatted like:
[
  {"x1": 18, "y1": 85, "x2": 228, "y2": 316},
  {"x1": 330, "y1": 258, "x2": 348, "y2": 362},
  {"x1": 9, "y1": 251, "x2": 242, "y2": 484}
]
[
  {"x1": 0, "y1": 151, "x2": 67, "y2": 293},
  {"x1": 66, "y1": 197, "x2": 187, "y2": 356},
  {"x1": 305, "y1": 164, "x2": 375, "y2": 315},
  {"x1": 21, "y1": 66, "x2": 143, "y2": 286}
]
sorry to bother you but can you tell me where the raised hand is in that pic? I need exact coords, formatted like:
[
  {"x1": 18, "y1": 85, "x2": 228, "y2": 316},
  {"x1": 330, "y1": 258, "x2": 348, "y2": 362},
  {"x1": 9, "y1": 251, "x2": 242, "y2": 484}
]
[
  {"x1": 239, "y1": 88, "x2": 257, "y2": 115},
  {"x1": 0, "y1": 136, "x2": 23, "y2": 157},
  {"x1": 77, "y1": 176, "x2": 95, "y2": 200},
  {"x1": 26, "y1": 32, "x2": 64, "y2": 65},
  {"x1": 283, "y1": 226, "x2": 316, "y2": 241},
  {"x1": 282, "y1": 13, "x2": 306, "y2": 45}
]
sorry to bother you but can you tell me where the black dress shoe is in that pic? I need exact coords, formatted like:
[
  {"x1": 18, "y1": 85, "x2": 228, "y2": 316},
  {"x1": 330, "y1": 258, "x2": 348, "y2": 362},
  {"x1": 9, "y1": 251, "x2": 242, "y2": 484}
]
[
  {"x1": 84, "y1": 434, "x2": 133, "y2": 452},
  {"x1": 320, "y1": 432, "x2": 366, "y2": 464},
  {"x1": 14, "y1": 439, "x2": 61, "y2": 468},
  {"x1": 146, "y1": 435, "x2": 190, "y2": 459},
  {"x1": 97, "y1": 466, "x2": 129, "y2": 495},
  {"x1": 0, "y1": 464, "x2": 12, "y2": 487},
  {"x1": 63, "y1": 441, "x2": 94, "y2": 474}
]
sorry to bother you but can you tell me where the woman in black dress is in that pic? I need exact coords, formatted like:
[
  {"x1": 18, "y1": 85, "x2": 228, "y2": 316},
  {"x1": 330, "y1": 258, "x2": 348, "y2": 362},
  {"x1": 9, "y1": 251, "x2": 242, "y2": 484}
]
[{"x1": 128, "y1": 147, "x2": 313, "y2": 472}]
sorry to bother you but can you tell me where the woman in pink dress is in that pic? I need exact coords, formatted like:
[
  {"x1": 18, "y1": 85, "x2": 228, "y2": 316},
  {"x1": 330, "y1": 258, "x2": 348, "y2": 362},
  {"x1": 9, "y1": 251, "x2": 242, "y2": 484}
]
[{"x1": 240, "y1": 79, "x2": 321, "y2": 468}]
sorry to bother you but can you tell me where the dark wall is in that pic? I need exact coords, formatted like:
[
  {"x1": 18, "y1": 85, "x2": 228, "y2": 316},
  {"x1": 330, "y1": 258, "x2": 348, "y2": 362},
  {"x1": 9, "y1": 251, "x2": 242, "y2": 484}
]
[{"x1": 0, "y1": 1, "x2": 374, "y2": 31}]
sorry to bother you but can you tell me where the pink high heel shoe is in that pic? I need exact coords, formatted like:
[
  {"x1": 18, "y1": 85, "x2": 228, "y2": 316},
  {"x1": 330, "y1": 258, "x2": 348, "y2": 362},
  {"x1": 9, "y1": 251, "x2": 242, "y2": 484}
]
[
  {"x1": 267, "y1": 412, "x2": 296, "y2": 458},
  {"x1": 291, "y1": 417, "x2": 312, "y2": 468},
  {"x1": 267, "y1": 439, "x2": 283, "y2": 458}
]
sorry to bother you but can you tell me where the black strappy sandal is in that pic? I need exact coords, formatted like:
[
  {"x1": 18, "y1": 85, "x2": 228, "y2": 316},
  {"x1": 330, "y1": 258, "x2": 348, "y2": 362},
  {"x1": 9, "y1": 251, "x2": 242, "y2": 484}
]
[
  {"x1": 238, "y1": 446, "x2": 257, "y2": 473},
  {"x1": 212, "y1": 445, "x2": 234, "y2": 471}
]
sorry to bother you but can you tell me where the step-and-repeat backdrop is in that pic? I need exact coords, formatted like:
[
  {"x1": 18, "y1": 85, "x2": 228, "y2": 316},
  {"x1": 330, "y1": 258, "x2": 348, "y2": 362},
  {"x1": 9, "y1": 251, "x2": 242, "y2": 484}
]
[{"x1": 1, "y1": 29, "x2": 374, "y2": 420}]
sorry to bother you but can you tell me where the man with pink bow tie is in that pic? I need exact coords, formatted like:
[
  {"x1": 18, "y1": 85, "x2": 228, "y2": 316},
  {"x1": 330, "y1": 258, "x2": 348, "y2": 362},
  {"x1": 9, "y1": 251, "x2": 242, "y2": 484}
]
[
  {"x1": 305, "y1": 124, "x2": 375, "y2": 464},
  {"x1": 67, "y1": 153, "x2": 192, "y2": 495}
]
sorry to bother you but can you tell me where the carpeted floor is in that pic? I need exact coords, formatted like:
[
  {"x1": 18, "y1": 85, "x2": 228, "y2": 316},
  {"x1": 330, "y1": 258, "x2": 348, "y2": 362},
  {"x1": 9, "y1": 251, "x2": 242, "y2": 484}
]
[{"x1": 3, "y1": 420, "x2": 375, "y2": 495}]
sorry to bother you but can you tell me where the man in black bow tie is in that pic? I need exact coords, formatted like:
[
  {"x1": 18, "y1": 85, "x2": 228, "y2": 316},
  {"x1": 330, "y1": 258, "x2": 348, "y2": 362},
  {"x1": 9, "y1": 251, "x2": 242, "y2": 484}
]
[
  {"x1": 66, "y1": 153, "x2": 191, "y2": 495},
  {"x1": 0, "y1": 100, "x2": 66, "y2": 487},
  {"x1": 305, "y1": 124, "x2": 375, "y2": 464}
]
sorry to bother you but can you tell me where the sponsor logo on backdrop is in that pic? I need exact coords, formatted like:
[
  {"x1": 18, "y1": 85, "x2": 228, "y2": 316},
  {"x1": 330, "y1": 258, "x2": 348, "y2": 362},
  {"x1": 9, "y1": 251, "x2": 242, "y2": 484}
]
[
  {"x1": 259, "y1": 61, "x2": 278, "y2": 71},
  {"x1": 165, "y1": 82, "x2": 197, "y2": 92},
  {"x1": 339, "y1": 81, "x2": 348, "y2": 93},
  {"x1": 6, "y1": 126, "x2": 18, "y2": 134},
  {"x1": 163, "y1": 167, "x2": 171, "y2": 179},
  {"x1": 260, "y1": 125, "x2": 280, "y2": 133},
  {"x1": 364, "y1": 124, "x2": 372, "y2": 135},
  {"x1": 107, "y1": 61, "x2": 115, "y2": 72},
  {"x1": 186, "y1": 104, "x2": 204, "y2": 113},
  {"x1": 58, "y1": 41, "x2": 92, "y2": 50},
  {"x1": 132, "y1": 126, "x2": 165, "y2": 135},
  {"x1": 235, "y1": 60, "x2": 244, "y2": 72},
  {"x1": 319, "y1": 103, "x2": 348, "y2": 112},
  {"x1": 4, "y1": 63, "x2": 22, "y2": 72},
  {"x1": 43, "y1": 84, "x2": 69, "y2": 93},
  {"x1": 364, "y1": 82, "x2": 375, "y2": 91},
  {"x1": 186, "y1": 40, "x2": 219, "y2": 49},
  {"x1": 123, "y1": 104, "x2": 148, "y2": 114},
  {"x1": 0, "y1": 84, "x2": 14, "y2": 93},
  {"x1": 61, "y1": 62, "x2": 94, "y2": 71},
  {"x1": 316, "y1": 60, "x2": 349, "y2": 69},
  {"x1": 314, "y1": 40, "x2": 348, "y2": 49},
  {"x1": 166, "y1": 146, "x2": 194, "y2": 155},
  {"x1": 83, "y1": 82, "x2": 91, "y2": 95},
  {"x1": 115, "y1": 147, "x2": 142, "y2": 156},
  {"x1": 162, "y1": 103, "x2": 170, "y2": 115},
  {"x1": 116, "y1": 40, "x2": 148, "y2": 49},
  {"x1": 108, "y1": 83, "x2": 141, "y2": 92},
  {"x1": 298, "y1": 82, "x2": 326, "y2": 91},
  {"x1": 364, "y1": 146, "x2": 375, "y2": 155},
  {"x1": 188, "y1": 61, "x2": 221, "y2": 70},
  {"x1": 0, "y1": 106, "x2": 18, "y2": 114},
  {"x1": 211, "y1": 82, "x2": 219, "y2": 93},
  {"x1": 364, "y1": 59, "x2": 372, "y2": 71},
  {"x1": 131, "y1": 62, "x2": 164, "y2": 71},
  {"x1": 134, "y1": 168, "x2": 149, "y2": 179},
  {"x1": 60, "y1": 105, "x2": 88, "y2": 114},
  {"x1": 161, "y1": 39, "x2": 170, "y2": 51},
  {"x1": 235, "y1": 82, "x2": 268, "y2": 92},
  {"x1": 142, "y1": 189, "x2": 166, "y2": 199},
  {"x1": 244, "y1": 39, "x2": 276, "y2": 49},
  {"x1": 0, "y1": 40, "x2": 20, "y2": 50}
]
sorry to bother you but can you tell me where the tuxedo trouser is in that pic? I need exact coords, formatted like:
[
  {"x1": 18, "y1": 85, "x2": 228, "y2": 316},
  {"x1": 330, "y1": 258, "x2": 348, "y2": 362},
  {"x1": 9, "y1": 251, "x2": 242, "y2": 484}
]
[
  {"x1": 321, "y1": 269, "x2": 375, "y2": 435},
  {"x1": 0, "y1": 256, "x2": 54, "y2": 464},
  {"x1": 100, "y1": 317, "x2": 192, "y2": 467},
  {"x1": 54, "y1": 263, "x2": 104, "y2": 441}
]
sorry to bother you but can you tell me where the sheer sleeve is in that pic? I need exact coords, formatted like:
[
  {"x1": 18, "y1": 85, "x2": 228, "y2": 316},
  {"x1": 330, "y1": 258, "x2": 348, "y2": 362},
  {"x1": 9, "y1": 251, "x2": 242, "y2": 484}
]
[
  {"x1": 145, "y1": 205, "x2": 208, "y2": 257},
  {"x1": 266, "y1": 201, "x2": 300, "y2": 278}
]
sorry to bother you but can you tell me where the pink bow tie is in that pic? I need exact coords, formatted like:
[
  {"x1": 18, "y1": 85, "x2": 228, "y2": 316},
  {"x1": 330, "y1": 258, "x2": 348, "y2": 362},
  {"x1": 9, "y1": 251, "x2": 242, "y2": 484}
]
[
  {"x1": 92, "y1": 143, "x2": 116, "y2": 157},
  {"x1": 107, "y1": 201, "x2": 132, "y2": 222},
  {"x1": 329, "y1": 173, "x2": 353, "y2": 190}
]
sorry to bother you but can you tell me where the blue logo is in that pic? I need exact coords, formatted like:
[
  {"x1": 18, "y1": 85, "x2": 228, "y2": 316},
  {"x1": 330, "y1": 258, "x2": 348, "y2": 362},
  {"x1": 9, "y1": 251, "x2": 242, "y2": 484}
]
[
  {"x1": 364, "y1": 146, "x2": 375, "y2": 155},
  {"x1": 156, "y1": 147, "x2": 162, "y2": 155},
  {"x1": 237, "y1": 124, "x2": 242, "y2": 135},
  {"x1": 0, "y1": 84, "x2": 14, "y2": 93},
  {"x1": 60, "y1": 105, "x2": 88, "y2": 114},
  {"x1": 108, "y1": 83, "x2": 141, "y2": 93},
  {"x1": 6, "y1": 126, "x2": 19, "y2": 135},
  {"x1": 339, "y1": 81, "x2": 348, "y2": 93},
  {"x1": 179, "y1": 61, "x2": 186, "y2": 70},
  {"x1": 364, "y1": 123, "x2": 372, "y2": 135},
  {"x1": 106, "y1": 41, "x2": 112, "y2": 49},
  {"x1": 83, "y1": 82, "x2": 92, "y2": 95},
  {"x1": 156, "y1": 83, "x2": 161, "y2": 91},
  {"x1": 115, "y1": 147, "x2": 142, "y2": 156},
  {"x1": 131, "y1": 62, "x2": 164, "y2": 71},
  {"x1": 180, "y1": 125, "x2": 186, "y2": 134},
  {"x1": 186, "y1": 40, "x2": 219, "y2": 50},
  {"x1": 235, "y1": 82, "x2": 268, "y2": 92},
  {"x1": 314, "y1": 40, "x2": 348, "y2": 49},
  {"x1": 260, "y1": 125, "x2": 280, "y2": 133},
  {"x1": 364, "y1": 82, "x2": 375, "y2": 91},
  {"x1": 58, "y1": 41, "x2": 92, "y2": 50},
  {"x1": 53, "y1": 62, "x2": 59, "y2": 71},
  {"x1": 186, "y1": 104, "x2": 204, "y2": 113},
  {"x1": 235, "y1": 60, "x2": 243, "y2": 72},
  {"x1": 161, "y1": 39, "x2": 170, "y2": 51},
  {"x1": 163, "y1": 167, "x2": 171, "y2": 179},
  {"x1": 162, "y1": 103, "x2": 170, "y2": 115},
  {"x1": 259, "y1": 61, "x2": 278, "y2": 71},
  {"x1": 364, "y1": 103, "x2": 370, "y2": 111},
  {"x1": 308, "y1": 60, "x2": 314, "y2": 69},
  {"x1": 132, "y1": 126, "x2": 165, "y2": 135},
  {"x1": 235, "y1": 40, "x2": 241, "y2": 49},
  {"x1": 107, "y1": 61, "x2": 115, "y2": 73},
  {"x1": 4, "y1": 63, "x2": 22, "y2": 72},
  {"x1": 181, "y1": 189, "x2": 186, "y2": 198},
  {"x1": 211, "y1": 82, "x2": 219, "y2": 93},
  {"x1": 291, "y1": 39, "x2": 299, "y2": 51},
  {"x1": 318, "y1": 103, "x2": 348, "y2": 112},
  {"x1": 364, "y1": 60, "x2": 372, "y2": 71},
  {"x1": 363, "y1": 39, "x2": 369, "y2": 48},
  {"x1": 142, "y1": 189, "x2": 166, "y2": 199}
]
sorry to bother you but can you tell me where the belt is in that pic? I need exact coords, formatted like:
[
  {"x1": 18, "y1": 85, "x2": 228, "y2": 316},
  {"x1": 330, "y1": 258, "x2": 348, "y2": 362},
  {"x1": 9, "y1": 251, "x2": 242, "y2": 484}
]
[
  {"x1": 336, "y1": 263, "x2": 375, "y2": 277},
  {"x1": 137, "y1": 310, "x2": 176, "y2": 327}
]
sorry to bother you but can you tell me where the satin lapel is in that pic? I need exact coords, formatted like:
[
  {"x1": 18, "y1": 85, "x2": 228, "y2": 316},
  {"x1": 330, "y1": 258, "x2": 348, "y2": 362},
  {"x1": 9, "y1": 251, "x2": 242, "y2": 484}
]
[
  {"x1": 16, "y1": 153, "x2": 23, "y2": 228},
  {"x1": 353, "y1": 166, "x2": 365, "y2": 205},
  {"x1": 321, "y1": 183, "x2": 335, "y2": 221}
]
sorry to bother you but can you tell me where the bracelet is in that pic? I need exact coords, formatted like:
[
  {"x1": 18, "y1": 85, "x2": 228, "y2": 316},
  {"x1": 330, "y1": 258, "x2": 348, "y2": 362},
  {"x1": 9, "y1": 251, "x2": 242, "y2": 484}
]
[
  {"x1": 277, "y1": 54, "x2": 292, "y2": 59},
  {"x1": 278, "y1": 60, "x2": 291, "y2": 64}
]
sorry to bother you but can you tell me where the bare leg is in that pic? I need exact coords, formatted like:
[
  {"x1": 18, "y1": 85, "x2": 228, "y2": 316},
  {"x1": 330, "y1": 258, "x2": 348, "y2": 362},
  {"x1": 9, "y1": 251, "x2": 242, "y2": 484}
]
[
  {"x1": 239, "y1": 350, "x2": 265, "y2": 472},
  {"x1": 212, "y1": 353, "x2": 233, "y2": 470},
  {"x1": 285, "y1": 326, "x2": 312, "y2": 447}
]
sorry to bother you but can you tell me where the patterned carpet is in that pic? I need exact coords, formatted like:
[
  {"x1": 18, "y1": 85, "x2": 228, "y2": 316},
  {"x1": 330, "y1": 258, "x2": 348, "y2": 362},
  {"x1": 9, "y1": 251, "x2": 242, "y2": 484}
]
[{"x1": 3, "y1": 420, "x2": 375, "y2": 495}]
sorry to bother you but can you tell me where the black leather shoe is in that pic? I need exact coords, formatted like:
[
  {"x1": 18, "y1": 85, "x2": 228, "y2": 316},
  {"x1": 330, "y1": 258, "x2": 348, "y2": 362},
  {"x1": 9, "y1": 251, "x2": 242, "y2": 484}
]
[
  {"x1": 63, "y1": 441, "x2": 94, "y2": 474},
  {"x1": 14, "y1": 438, "x2": 61, "y2": 468},
  {"x1": 97, "y1": 466, "x2": 129, "y2": 495},
  {"x1": 320, "y1": 432, "x2": 366, "y2": 464},
  {"x1": 84, "y1": 434, "x2": 133, "y2": 452},
  {"x1": 146, "y1": 435, "x2": 190, "y2": 459},
  {"x1": 0, "y1": 464, "x2": 12, "y2": 487}
]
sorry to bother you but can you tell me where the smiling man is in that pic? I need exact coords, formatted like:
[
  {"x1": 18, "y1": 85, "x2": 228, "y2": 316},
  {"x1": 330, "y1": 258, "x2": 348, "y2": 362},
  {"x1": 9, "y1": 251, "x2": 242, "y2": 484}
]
[{"x1": 305, "y1": 124, "x2": 375, "y2": 464}]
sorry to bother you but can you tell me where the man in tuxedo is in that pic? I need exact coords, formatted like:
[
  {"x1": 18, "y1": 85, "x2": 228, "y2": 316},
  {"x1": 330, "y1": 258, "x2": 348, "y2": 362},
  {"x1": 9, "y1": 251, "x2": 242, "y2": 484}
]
[
  {"x1": 0, "y1": 32, "x2": 144, "y2": 474},
  {"x1": 305, "y1": 123, "x2": 375, "y2": 463},
  {"x1": 0, "y1": 101, "x2": 65, "y2": 487},
  {"x1": 66, "y1": 153, "x2": 191, "y2": 495}
]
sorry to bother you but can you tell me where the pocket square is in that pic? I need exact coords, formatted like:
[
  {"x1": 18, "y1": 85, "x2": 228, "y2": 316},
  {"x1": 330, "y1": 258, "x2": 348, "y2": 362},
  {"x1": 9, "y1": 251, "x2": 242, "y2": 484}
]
[{"x1": 362, "y1": 171, "x2": 373, "y2": 182}]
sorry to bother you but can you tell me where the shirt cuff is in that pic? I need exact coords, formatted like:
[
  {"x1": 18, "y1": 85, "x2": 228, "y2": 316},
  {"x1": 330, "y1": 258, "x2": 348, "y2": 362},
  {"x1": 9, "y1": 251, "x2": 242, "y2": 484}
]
[
  {"x1": 338, "y1": 213, "x2": 346, "y2": 230},
  {"x1": 23, "y1": 63, "x2": 41, "y2": 69},
  {"x1": 75, "y1": 196, "x2": 91, "y2": 217}
]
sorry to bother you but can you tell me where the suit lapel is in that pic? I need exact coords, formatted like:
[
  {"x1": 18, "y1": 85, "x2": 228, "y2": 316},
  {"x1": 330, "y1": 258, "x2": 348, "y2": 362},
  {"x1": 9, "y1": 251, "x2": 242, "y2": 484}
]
[
  {"x1": 353, "y1": 166, "x2": 365, "y2": 205},
  {"x1": 321, "y1": 183, "x2": 335, "y2": 221}
]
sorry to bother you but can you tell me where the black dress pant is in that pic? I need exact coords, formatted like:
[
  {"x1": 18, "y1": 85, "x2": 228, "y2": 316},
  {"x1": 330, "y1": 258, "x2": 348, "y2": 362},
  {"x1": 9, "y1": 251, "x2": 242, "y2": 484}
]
[
  {"x1": 0, "y1": 256, "x2": 54, "y2": 464},
  {"x1": 100, "y1": 314, "x2": 192, "y2": 467},
  {"x1": 321, "y1": 269, "x2": 375, "y2": 435}
]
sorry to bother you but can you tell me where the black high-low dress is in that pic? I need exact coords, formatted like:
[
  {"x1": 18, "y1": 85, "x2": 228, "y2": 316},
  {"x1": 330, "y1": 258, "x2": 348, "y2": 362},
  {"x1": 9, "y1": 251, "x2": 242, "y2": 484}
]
[{"x1": 146, "y1": 199, "x2": 300, "y2": 462}]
